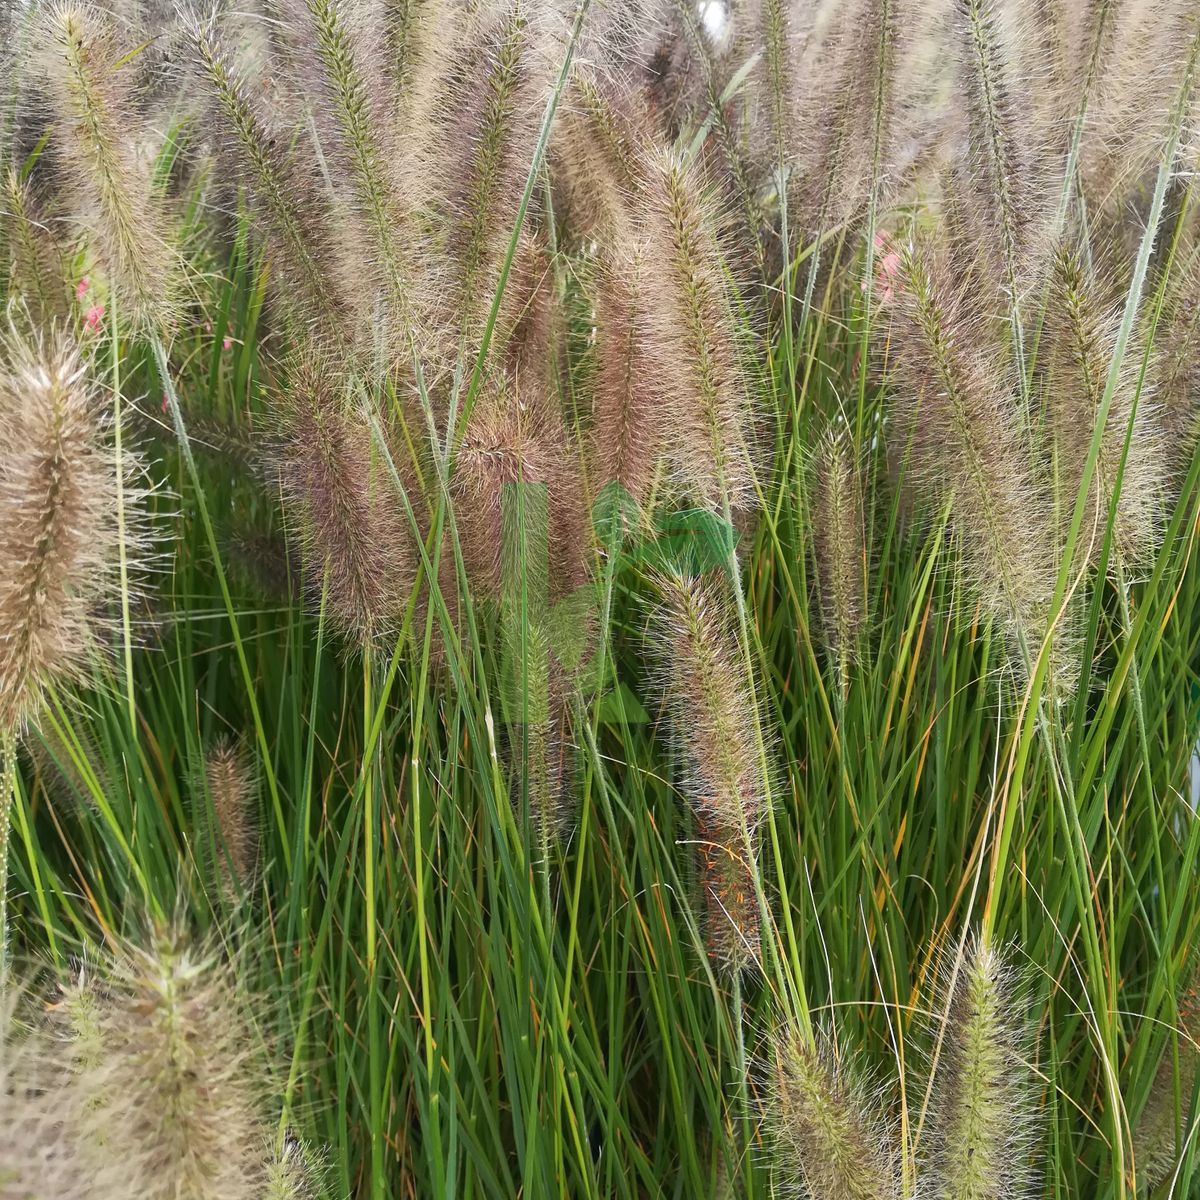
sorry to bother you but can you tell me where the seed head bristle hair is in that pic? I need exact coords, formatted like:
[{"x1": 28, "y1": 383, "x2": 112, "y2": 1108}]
[
  {"x1": 781, "y1": 0, "x2": 928, "y2": 245},
  {"x1": 1153, "y1": 251, "x2": 1200, "y2": 484},
  {"x1": 1044, "y1": 245, "x2": 1163, "y2": 573},
  {"x1": 1131, "y1": 966, "x2": 1199, "y2": 1193},
  {"x1": 763, "y1": 1020, "x2": 898, "y2": 1200},
  {"x1": 889, "y1": 238, "x2": 1071, "y2": 693},
  {"x1": 811, "y1": 424, "x2": 866, "y2": 698},
  {"x1": 553, "y1": 66, "x2": 654, "y2": 246},
  {"x1": 68, "y1": 923, "x2": 269, "y2": 1200},
  {"x1": 289, "y1": 0, "x2": 427, "y2": 368},
  {"x1": 3, "y1": 168, "x2": 70, "y2": 328},
  {"x1": 193, "y1": 20, "x2": 354, "y2": 352},
  {"x1": 952, "y1": 0, "x2": 1057, "y2": 321},
  {"x1": 201, "y1": 736, "x2": 260, "y2": 902},
  {"x1": 1081, "y1": 2, "x2": 1200, "y2": 212},
  {"x1": 589, "y1": 243, "x2": 666, "y2": 520},
  {"x1": 439, "y1": 1, "x2": 556, "y2": 347},
  {"x1": 453, "y1": 379, "x2": 587, "y2": 604},
  {"x1": 493, "y1": 232, "x2": 561, "y2": 398},
  {"x1": 0, "y1": 326, "x2": 152, "y2": 732},
  {"x1": 37, "y1": 3, "x2": 174, "y2": 329},
  {"x1": 266, "y1": 1132, "x2": 326, "y2": 1200},
  {"x1": 274, "y1": 353, "x2": 414, "y2": 647},
  {"x1": 381, "y1": 0, "x2": 453, "y2": 139},
  {"x1": 924, "y1": 937, "x2": 1036, "y2": 1200},
  {"x1": 667, "y1": 0, "x2": 766, "y2": 270},
  {"x1": 637, "y1": 145, "x2": 758, "y2": 516},
  {"x1": 0, "y1": 985, "x2": 93, "y2": 1200},
  {"x1": 650, "y1": 569, "x2": 768, "y2": 971}
]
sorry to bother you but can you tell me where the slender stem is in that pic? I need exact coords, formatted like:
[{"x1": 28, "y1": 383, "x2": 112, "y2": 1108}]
[{"x1": 0, "y1": 727, "x2": 15, "y2": 970}]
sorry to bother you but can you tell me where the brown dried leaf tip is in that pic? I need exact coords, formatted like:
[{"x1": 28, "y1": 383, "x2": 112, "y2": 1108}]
[{"x1": 0, "y1": 327, "x2": 152, "y2": 732}]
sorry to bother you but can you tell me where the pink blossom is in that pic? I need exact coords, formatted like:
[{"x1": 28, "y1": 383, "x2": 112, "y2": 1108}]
[
  {"x1": 83, "y1": 303, "x2": 105, "y2": 331},
  {"x1": 76, "y1": 276, "x2": 90, "y2": 300},
  {"x1": 223, "y1": 336, "x2": 232, "y2": 351},
  {"x1": 862, "y1": 234, "x2": 902, "y2": 304}
]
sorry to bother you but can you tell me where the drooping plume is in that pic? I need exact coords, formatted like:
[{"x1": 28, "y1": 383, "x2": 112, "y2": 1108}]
[
  {"x1": 1043, "y1": 247, "x2": 1163, "y2": 572},
  {"x1": 637, "y1": 145, "x2": 758, "y2": 516},
  {"x1": 924, "y1": 938, "x2": 1035, "y2": 1200},
  {"x1": 273, "y1": 354, "x2": 414, "y2": 647},
  {"x1": 0, "y1": 328, "x2": 150, "y2": 732},
  {"x1": 888, "y1": 238, "x2": 1069, "y2": 691},
  {"x1": 38, "y1": 3, "x2": 173, "y2": 328},
  {"x1": 764, "y1": 1021, "x2": 898, "y2": 1200},
  {"x1": 650, "y1": 570, "x2": 768, "y2": 971}
]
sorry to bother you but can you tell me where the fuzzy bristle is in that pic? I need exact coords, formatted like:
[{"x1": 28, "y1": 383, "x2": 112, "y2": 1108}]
[
  {"x1": 38, "y1": 3, "x2": 173, "y2": 328},
  {"x1": 2, "y1": 169, "x2": 70, "y2": 328},
  {"x1": 0, "y1": 329, "x2": 150, "y2": 731},
  {"x1": 1131, "y1": 969, "x2": 1199, "y2": 1193},
  {"x1": 273, "y1": 355, "x2": 414, "y2": 646},
  {"x1": 650, "y1": 570, "x2": 767, "y2": 971},
  {"x1": 637, "y1": 146, "x2": 758, "y2": 516},
  {"x1": 589, "y1": 243, "x2": 666, "y2": 518},
  {"x1": 201, "y1": 736, "x2": 260, "y2": 901},
  {"x1": 811, "y1": 426, "x2": 866, "y2": 696},
  {"x1": 764, "y1": 1022, "x2": 897, "y2": 1199},
  {"x1": 889, "y1": 238, "x2": 1070, "y2": 691},
  {"x1": 925, "y1": 937, "x2": 1034, "y2": 1200},
  {"x1": 1044, "y1": 247, "x2": 1163, "y2": 572}
]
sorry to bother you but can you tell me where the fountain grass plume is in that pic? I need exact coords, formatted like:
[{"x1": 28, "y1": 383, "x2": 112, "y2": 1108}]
[
  {"x1": 811, "y1": 424, "x2": 867, "y2": 699},
  {"x1": 37, "y1": 2, "x2": 174, "y2": 330},
  {"x1": 193, "y1": 19, "x2": 356, "y2": 352},
  {"x1": 953, "y1": 0, "x2": 1058, "y2": 330},
  {"x1": 273, "y1": 352, "x2": 415, "y2": 647},
  {"x1": 0, "y1": 325, "x2": 153, "y2": 733},
  {"x1": 3, "y1": 168, "x2": 70, "y2": 329},
  {"x1": 763, "y1": 1019, "x2": 899, "y2": 1200},
  {"x1": 636, "y1": 144, "x2": 759, "y2": 517},
  {"x1": 201, "y1": 736, "x2": 260, "y2": 903},
  {"x1": 1044, "y1": 245, "x2": 1163, "y2": 573},
  {"x1": 924, "y1": 937, "x2": 1037, "y2": 1200},
  {"x1": 1131, "y1": 967, "x2": 1199, "y2": 1193},
  {"x1": 650, "y1": 569, "x2": 769, "y2": 972},
  {"x1": 889, "y1": 236, "x2": 1071, "y2": 693}
]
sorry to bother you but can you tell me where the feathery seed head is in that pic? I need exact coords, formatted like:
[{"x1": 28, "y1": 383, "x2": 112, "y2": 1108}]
[
  {"x1": 924, "y1": 937, "x2": 1036, "y2": 1200},
  {"x1": 811, "y1": 425, "x2": 867, "y2": 696},
  {"x1": 1044, "y1": 246, "x2": 1163, "y2": 572},
  {"x1": 764, "y1": 1021, "x2": 899, "y2": 1200},
  {"x1": 38, "y1": 3, "x2": 174, "y2": 329},
  {"x1": 0, "y1": 328, "x2": 152, "y2": 731},
  {"x1": 636, "y1": 145, "x2": 759, "y2": 515},
  {"x1": 649, "y1": 569, "x2": 769, "y2": 970},
  {"x1": 200, "y1": 736, "x2": 260, "y2": 902},
  {"x1": 274, "y1": 354, "x2": 415, "y2": 647},
  {"x1": 888, "y1": 237, "x2": 1073, "y2": 693}
]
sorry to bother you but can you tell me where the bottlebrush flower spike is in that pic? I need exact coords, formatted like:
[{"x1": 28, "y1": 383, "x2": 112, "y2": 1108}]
[
  {"x1": 888, "y1": 237, "x2": 1072, "y2": 694},
  {"x1": 637, "y1": 145, "x2": 759, "y2": 517},
  {"x1": 650, "y1": 570, "x2": 769, "y2": 971},
  {"x1": 0, "y1": 327, "x2": 152, "y2": 732},
  {"x1": 201, "y1": 736, "x2": 260, "y2": 902},
  {"x1": 924, "y1": 937, "x2": 1036, "y2": 1200},
  {"x1": 273, "y1": 354, "x2": 415, "y2": 647},
  {"x1": 764, "y1": 1021, "x2": 898, "y2": 1199},
  {"x1": 1132, "y1": 967, "x2": 1199, "y2": 1192},
  {"x1": 1044, "y1": 246, "x2": 1163, "y2": 573},
  {"x1": 38, "y1": 3, "x2": 174, "y2": 329},
  {"x1": 811, "y1": 425, "x2": 867, "y2": 697}
]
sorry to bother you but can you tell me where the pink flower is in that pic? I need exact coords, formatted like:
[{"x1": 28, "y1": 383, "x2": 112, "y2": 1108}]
[
  {"x1": 161, "y1": 392, "x2": 170, "y2": 413},
  {"x1": 76, "y1": 276, "x2": 90, "y2": 300},
  {"x1": 223, "y1": 336, "x2": 232, "y2": 351},
  {"x1": 83, "y1": 303, "x2": 105, "y2": 331},
  {"x1": 862, "y1": 234, "x2": 902, "y2": 304}
]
